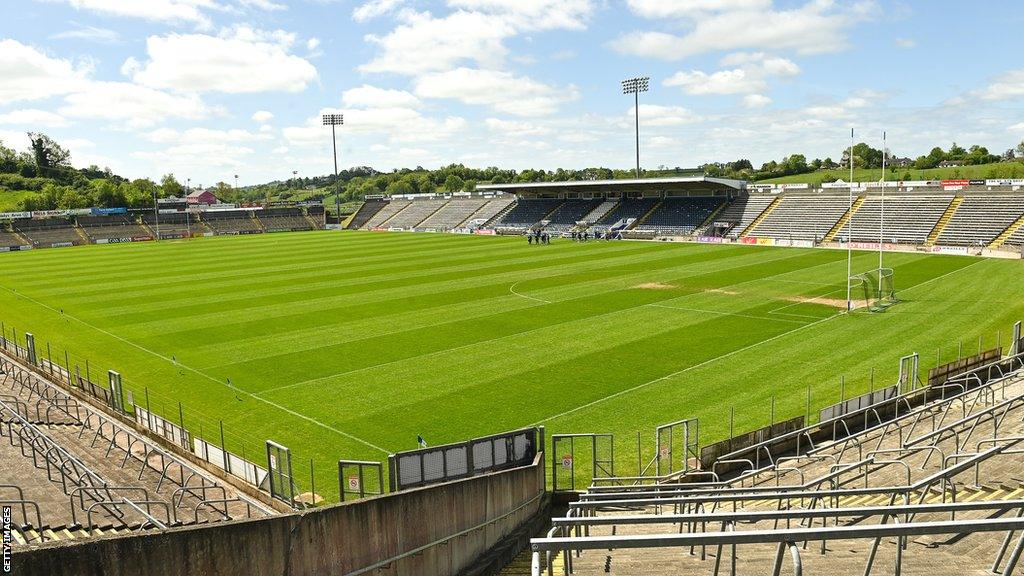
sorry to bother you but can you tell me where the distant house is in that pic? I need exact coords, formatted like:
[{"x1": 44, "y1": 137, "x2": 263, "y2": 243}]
[
  {"x1": 890, "y1": 157, "x2": 913, "y2": 168},
  {"x1": 938, "y1": 159, "x2": 964, "y2": 168},
  {"x1": 186, "y1": 189, "x2": 218, "y2": 205}
]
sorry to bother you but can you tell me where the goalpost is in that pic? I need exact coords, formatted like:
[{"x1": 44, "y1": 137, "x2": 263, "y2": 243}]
[{"x1": 849, "y1": 267, "x2": 898, "y2": 312}]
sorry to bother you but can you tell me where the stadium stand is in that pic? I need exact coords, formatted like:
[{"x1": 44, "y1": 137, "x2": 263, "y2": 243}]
[
  {"x1": 256, "y1": 208, "x2": 316, "y2": 232},
  {"x1": 201, "y1": 210, "x2": 263, "y2": 235},
  {"x1": 531, "y1": 350, "x2": 1024, "y2": 576},
  {"x1": 0, "y1": 353, "x2": 274, "y2": 547},
  {"x1": 579, "y1": 200, "x2": 619, "y2": 225},
  {"x1": 494, "y1": 198, "x2": 564, "y2": 229},
  {"x1": 594, "y1": 198, "x2": 659, "y2": 230},
  {"x1": 362, "y1": 199, "x2": 411, "y2": 229},
  {"x1": 748, "y1": 194, "x2": 851, "y2": 241},
  {"x1": 714, "y1": 194, "x2": 777, "y2": 238},
  {"x1": 632, "y1": 197, "x2": 725, "y2": 235},
  {"x1": 77, "y1": 215, "x2": 151, "y2": 243},
  {"x1": 543, "y1": 199, "x2": 604, "y2": 231},
  {"x1": 384, "y1": 199, "x2": 448, "y2": 229},
  {"x1": 12, "y1": 219, "x2": 83, "y2": 248},
  {"x1": 936, "y1": 194, "x2": 1024, "y2": 246},
  {"x1": 836, "y1": 195, "x2": 954, "y2": 245},
  {"x1": 346, "y1": 199, "x2": 387, "y2": 230},
  {"x1": 141, "y1": 212, "x2": 209, "y2": 238},
  {"x1": 0, "y1": 223, "x2": 30, "y2": 249},
  {"x1": 470, "y1": 197, "x2": 516, "y2": 227},
  {"x1": 417, "y1": 197, "x2": 489, "y2": 230}
]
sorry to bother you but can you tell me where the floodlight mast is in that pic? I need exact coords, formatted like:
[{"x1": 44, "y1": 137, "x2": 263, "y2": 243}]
[
  {"x1": 323, "y1": 113, "x2": 344, "y2": 225},
  {"x1": 879, "y1": 131, "x2": 886, "y2": 273},
  {"x1": 622, "y1": 77, "x2": 649, "y2": 179}
]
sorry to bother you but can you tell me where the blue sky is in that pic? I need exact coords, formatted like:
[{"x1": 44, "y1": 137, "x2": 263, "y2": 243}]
[{"x1": 1, "y1": 0, "x2": 1023, "y2": 186}]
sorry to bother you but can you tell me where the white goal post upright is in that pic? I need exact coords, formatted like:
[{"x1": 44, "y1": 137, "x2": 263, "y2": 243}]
[
  {"x1": 879, "y1": 130, "x2": 886, "y2": 272},
  {"x1": 847, "y1": 127, "x2": 855, "y2": 312}
]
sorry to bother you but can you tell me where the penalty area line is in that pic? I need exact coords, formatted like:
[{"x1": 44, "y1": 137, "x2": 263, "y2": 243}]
[
  {"x1": 0, "y1": 284, "x2": 391, "y2": 455},
  {"x1": 509, "y1": 280, "x2": 552, "y2": 304}
]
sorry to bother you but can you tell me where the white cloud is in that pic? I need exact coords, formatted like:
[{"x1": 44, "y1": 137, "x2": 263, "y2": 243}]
[
  {"x1": 484, "y1": 118, "x2": 552, "y2": 136},
  {"x1": 342, "y1": 85, "x2": 421, "y2": 109},
  {"x1": 60, "y1": 82, "x2": 210, "y2": 128},
  {"x1": 53, "y1": 0, "x2": 218, "y2": 26},
  {"x1": 238, "y1": 0, "x2": 286, "y2": 10},
  {"x1": 625, "y1": 0, "x2": 770, "y2": 19},
  {"x1": 664, "y1": 54, "x2": 798, "y2": 96},
  {"x1": 143, "y1": 127, "x2": 270, "y2": 144},
  {"x1": 306, "y1": 38, "x2": 321, "y2": 52},
  {"x1": 630, "y1": 105, "x2": 702, "y2": 127},
  {"x1": 361, "y1": 11, "x2": 515, "y2": 75},
  {"x1": 252, "y1": 110, "x2": 274, "y2": 123},
  {"x1": 127, "y1": 27, "x2": 318, "y2": 94},
  {"x1": 51, "y1": 25, "x2": 121, "y2": 43},
  {"x1": 447, "y1": 0, "x2": 594, "y2": 31},
  {"x1": 612, "y1": 1, "x2": 874, "y2": 60},
  {"x1": 743, "y1": 94, "x2": 772, "y2": 108},
  {"x1": 895, "y1": 38, "x2": 916, "y2": 49},
  {"x1": 353, "y1": 0, "x2": 405, "y2": 22},
  {"x1": 0, "y1": 109, "x2": 71, "y2": 128},
  {"x1": 283, "y1": 106, "x2": 468, "y2": 147},
  {"x1": 413, "y1": 67, "x2": 578, "y2": 116},
  {"x1": 0, "y1": 39, "x2": 90, "y2": 104},
  {"x1": 973, "y1": 70, "x2": 1024, "y2": 101}
]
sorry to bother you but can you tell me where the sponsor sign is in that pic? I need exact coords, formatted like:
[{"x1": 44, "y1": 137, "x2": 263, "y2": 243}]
[
  {"x1": 31, "y1": 210, "x2": 65, "y2": 218},
  {"x1": 697, "y1": 236, "x2": 725, "y2": 244},
  {"x1": 91, "y1": 207, "x2": 127, "y2": 216},
  {"x1": 943, "y1": 185, "x2": 964, "y2": 191},
  {"x1": 941, "y1": 179, "x2": 969, "y2": 187},
  {"x1": 775, "y1": 239, "x2": 815, "y2": 248},
  {"x1": 104, "y1": 237, "x2": 134, "y2": 244},
  {"x1": 474, "y1": 228, "x2": 496, "y2": 235},
  {"x1": 132, "y1": 235, "x2": 154, "y2": 242},
  {"x1": 740, "y1": 237, "x2": 758, "y2": 245},
  {"x1": 781, "y1": 183, "x2": 809, "y2": 190},
  {"x1": 0, "y1": 211, "x2": 30, "y2": 220},
  {"x1": 987, "y1": 179, "x2": 1013, "y2": 186},
  {"x1": 849, "y1": 241, "x2": 901, "y2": 251},
  {"x1": 968, "y1": 179, "x2": 985, "y2": 186},
  {"x1": 755, "y1": 237, "x2": 775, "y2": 246},
  {"x1": 930, "y1": 245, "x2": 970, "y2": 255},
  {"x1": 50, "y1": 242, "x2": 73, "y2": 248}
]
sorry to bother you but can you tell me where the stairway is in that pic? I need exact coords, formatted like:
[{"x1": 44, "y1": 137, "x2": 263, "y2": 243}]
[
  {"x1": 738, "y1": 196, "x2": 783, "y2": 238},
  {"x1": 498, "y1": 545, "x2": 564, "y2": 575},
  {"x1": 413, "y1": 201, "x2": 449, "y2": 229},
  {"x1": 581, "y1": 200, "x2": 620, "y2": 225},
  {"x1": 694, "y1": 199, "x2": 729, "y2": 236},
  {"x1": 822, "y1": 195, "x2": 866, "y2": 242},
  {"x1": 304, "y1": 212, "x2": 323, "y2": 230},
  {"x1": 250, "y1": 211, "x2": 266, "y2": 232},
  {"x1": 481, "y1": 200, "x2": 518, "y2": 228},
  {"x1": 627, "y1": 200, "x2": 664, "y2": 230},
  {"x1": 379, "y1": 202, "x2": 413, "y2": 228},
  {"x1": 925, "y1": 196, "x2": 964, "y2": 246},
  {"x1": 9, "y1": 229, "x2": 31, "y2": 246},
  {"x1": 988, "y1": 211, "x2": 1024, "y2": 249},
  {"x1": 139, "y1": 218, "x2": 158, "y2": 239},
  {"x1": 72, "y1": 224, "x2": 91, "y2": 244}
]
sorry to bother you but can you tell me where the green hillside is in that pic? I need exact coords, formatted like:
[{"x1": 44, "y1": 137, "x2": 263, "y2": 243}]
[{"x1": 760, "y1": 161, "x2": 1024, "y2": 185}]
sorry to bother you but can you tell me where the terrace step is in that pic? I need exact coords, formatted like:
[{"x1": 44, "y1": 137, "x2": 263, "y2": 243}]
[
  {"x1": 926, "y1": 196, "x2": 963, "y2": 246},
  {"x1": 988, "y1": 210, "x2": 1024, "y2": 249},
  {"x1": 627, "y1": 200, "x2": 663, "y2": 230},
  {"x1": 823, "y1": 195, "x2": 866, "y2": 242},
  {"x1": 739, "y1": 196, "x2": 782, "y2": 237}
]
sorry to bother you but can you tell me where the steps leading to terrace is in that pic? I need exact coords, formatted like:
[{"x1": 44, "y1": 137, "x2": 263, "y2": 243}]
[
  {"x1": 925, "y1": 196, "x2": 963, "y2": 246},
  {"x1": 694, "y1": 199, "x2": 729, "y2": 236},
  {"x1": 412, "y1": 200, "x2": 449, "y2": 229},
  {"x1": 822, "y1": 195, "x2": 866, "y2": 242},
  {"x1": 379, "y1": 201, "x2": 414, "y2": 228},
  {"x1": 988, "y1": 211, "x2": 1024, "y2": 249},
  {"x1": 738, "y1": 196, "x2": 782, "y2": 237},
  {"x1": 480, "y1": 200, "x2": 517, "y2": 228},
  {"x1": 72, "y1": 225, "x2": 91, "y2": 244},
  {"x1": 627, "y1": 200, "x2": 664, "y2": 230}
]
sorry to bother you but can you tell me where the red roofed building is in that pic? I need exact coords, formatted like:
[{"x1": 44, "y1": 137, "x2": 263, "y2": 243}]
[{"x1": 186, "y1": 189, "x2": 218, "y2": 205}]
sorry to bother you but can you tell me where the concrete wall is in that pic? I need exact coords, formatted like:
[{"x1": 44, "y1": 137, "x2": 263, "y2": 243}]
[{"x1": 13, "y1": 455, "x2": 546, "y2": 576}]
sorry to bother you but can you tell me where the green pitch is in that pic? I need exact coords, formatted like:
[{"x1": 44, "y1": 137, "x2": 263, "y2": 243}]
[{"x1": 1, "y1": 231, "x2": 1022, "y2": 499}]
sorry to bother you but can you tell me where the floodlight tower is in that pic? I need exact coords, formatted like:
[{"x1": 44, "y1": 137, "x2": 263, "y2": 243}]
[
  {"x1": 323, "y1": 113, "x2": 344, "y2": 224},
  {"x1": 622, "y1": 76, "x2": 649, "y2": 179}
]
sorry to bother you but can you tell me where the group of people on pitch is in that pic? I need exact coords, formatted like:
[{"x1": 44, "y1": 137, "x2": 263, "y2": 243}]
[{"x1": 526, "y1": 230, "x2": 551, "y2": 245}]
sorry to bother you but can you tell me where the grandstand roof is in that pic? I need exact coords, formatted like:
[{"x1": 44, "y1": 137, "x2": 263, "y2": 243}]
[{"x1": 476, "y1": 176, "x2": 745, "y2": 195}]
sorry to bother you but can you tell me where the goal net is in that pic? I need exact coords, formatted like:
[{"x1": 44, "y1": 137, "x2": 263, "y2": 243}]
[{"x1": 849, "y1": 267, "x2": 897, "y2": 312}]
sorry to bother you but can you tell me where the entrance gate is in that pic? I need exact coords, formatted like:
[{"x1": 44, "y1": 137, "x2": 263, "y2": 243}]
[
  {"x1": 897, "y1": 353, "x2": 920, "y2": 394},
  {"x1": 551, "y1": 433, "x2": 614, "y2": 492},
  {"x1": 265, "y1": 440, "x2": 296, "y2": 507},
  {"x1": 655, "y1": 418, "x2": 699, "y2": 477}
]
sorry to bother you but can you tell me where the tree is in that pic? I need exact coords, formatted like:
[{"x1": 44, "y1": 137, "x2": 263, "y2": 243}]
[
  {"x1": 91, "y1": 179, "x2": 125, "y2": 207},
  {"x1": 0, "y1": 140, "x2": 18, "y2": 174},
  {"x1": 443, "y1": 174, "x2": 464, "y2": 192},
  {"x1": 27, "y1": 133, "x2": 71, "y2": 173},
  {"x1": 1016, "y1": 141, "x2": 1024, "y2": 159},
  {"x1": 385, "y1": 178, "x2": 416, "y2": 195},
  {"x1": 160, "y1": 174, "x2": 184, "y2": 198}
]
